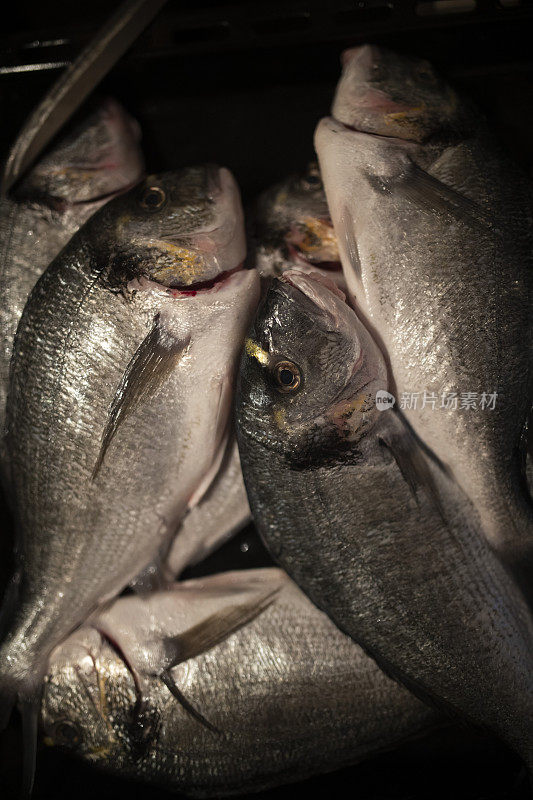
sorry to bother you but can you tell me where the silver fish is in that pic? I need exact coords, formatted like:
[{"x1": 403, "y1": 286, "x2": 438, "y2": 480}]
[
  {"x1": 236, "y1": 269, "x2": 533, "y2": 772},
  {"x1": 0, "y1": 166, "x2": 258, "y2": 745},
  {"x1": 0, "y1": 98, "x2": 144, "y2": 481},
  {"x1": 315, "y1": 45, "x2": 533, "y2": 588},
  {"x1": 42, "y1": 569, "x2": 440, "y2": 796},
  {"x1": 254, "y1": 162, "x2": 345, "y2": 288}
]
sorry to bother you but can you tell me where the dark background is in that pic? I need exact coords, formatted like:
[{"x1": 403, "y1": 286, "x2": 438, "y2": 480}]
[{"x1": 1, "y1": 1, "x2": 533, "y2": 798}]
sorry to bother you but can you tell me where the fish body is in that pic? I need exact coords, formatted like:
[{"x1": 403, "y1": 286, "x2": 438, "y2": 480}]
[
  {"x1": 253, "y1": 162, "x2": 345, "y2": 288},
  {"x1": 236, "y1": 270, "x2": 533, "y2": 768},
  {"x1": 315, "y1": 45, "x2": 533, "y2": 579},
  {"x1": 0, "y1": 166, "x2": 258, "y2": 709},
  {"x1": 42, "y1": 569, "x2": 439, "y2": 796},
  {"x1": 0, "y1": 98, "x2": 144, "y2": 481}
]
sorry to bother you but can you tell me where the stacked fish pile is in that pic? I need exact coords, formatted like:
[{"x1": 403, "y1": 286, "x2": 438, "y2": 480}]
[{"x1": 0, "y1": 44, "x2": 532, "y2": 798}]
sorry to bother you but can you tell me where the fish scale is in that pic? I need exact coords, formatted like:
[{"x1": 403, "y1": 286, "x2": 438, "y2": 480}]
[
  {"x1": 0, "y1": 166, "x2": 258, "y2": 775},
  {"x1": 315, "y1": 45, "x2": 533, "y2": 589},
  {"x1": 41, "y1": 570, "x2": 440, "y2": 796},
  {"x1": 0, "y1": 98, "x2": 144, "y2": 487},
  {"x1": 236, "y1": 272, "x2": 533, "y2": 773}
]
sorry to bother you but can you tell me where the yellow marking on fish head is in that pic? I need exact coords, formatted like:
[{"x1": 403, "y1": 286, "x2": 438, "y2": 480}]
[
  {"x1": 245, "y1": 337, "x2": 270, "y2": 366},
  {"x1": 298, "y1": 217, "x2": 340, "y2": 259},
  {"x1": 273, "y1": 407, "x2": 286, "y2": 429}
]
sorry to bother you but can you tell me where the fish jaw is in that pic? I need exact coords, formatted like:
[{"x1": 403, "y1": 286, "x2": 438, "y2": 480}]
[
  {"x1": 237, "y1": 271, "x2": 388, "y2": 465},
  {"x1": 254, "y1": 166, "x2": 345, "y2": 289},
  {"x1": 42, "y1": 627, "x2": 136, "y2": 763},
  {"x1": 16, "y1": 98, "x2": 144, "y2": 206},
  {"x1": 332, "y1": 44, "x2": 468, "y2": 143}
]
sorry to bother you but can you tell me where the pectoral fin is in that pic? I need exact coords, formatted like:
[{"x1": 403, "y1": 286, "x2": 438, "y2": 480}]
[
  {"x1": 379, "y1": 410, "x2": 451, "y2": 519},
  {"x1": 92, "y1": 316, "x2": 189, "y2": 478},
  {"x1": 162, "y1": 585, "x2": 281, "y2": 669},
  {"x1": 369, "y1": 161, "x2": 495, "y2": 233}
]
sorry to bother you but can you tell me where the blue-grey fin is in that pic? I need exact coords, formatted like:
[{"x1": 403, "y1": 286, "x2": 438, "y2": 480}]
[
  {"x1": 378, "y1": 409, "x2": 452, "y2": 520},
  {"x1": 162, "y1": 586, "x2": 281, "y2": 670},
  {"x1": 160, "y1": 672, "x2": 220, "y2": 734},
  {"x1": 19, "y1": 696, "x2": 40, "y2": 799},
  {"x1": 1, "y1": 0, "x2": 169, "y2": 195},
  {"x1": 92, "y1": 317, "x2": 190, "y2": 479},
  {"x1": 339, "y1": 206, "x2": 361, "y2": 279},
  {"x1": 370, "y1": 162, "x2": 495, "y2": 233}
]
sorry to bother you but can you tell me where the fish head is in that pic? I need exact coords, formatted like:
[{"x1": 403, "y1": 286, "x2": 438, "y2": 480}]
[
  {"x1": 332, "y1": 44, "x2": 473, "y2": 142},
  {"x1": 15, "y1": 98, "x2": 144, "y2": 206},
  {"x1": 42, "y1": 628, "x2": 140, "y2": 766},
  {"x1": 238, "y1": 269, "x2": 388, "y2": 466},
  {"x1": 96, "y1": 165, "x2": 246, "y2": 290},
  {"x1": 255, "y1": 163, "x2": 343, "y2": 285}
]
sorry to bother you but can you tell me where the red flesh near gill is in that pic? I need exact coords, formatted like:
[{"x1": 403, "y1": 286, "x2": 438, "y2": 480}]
[{"x1": 169, "y1": 263, "x2": 244, "y2": 298}]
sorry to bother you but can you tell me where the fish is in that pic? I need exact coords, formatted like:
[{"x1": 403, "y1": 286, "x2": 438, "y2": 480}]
[
  {"x1": 314, "y1": 45, "x2": 533, "y2": 589},
  {"x1": 236, "y1": 269, "x2": 533, "y2": 773},
  {"x1": 0, "y1": 97, "x2": 144, "y2": 483},
  {"x1": 41, "y1": 568, "x2": 440, "y2": 796},
  {"x1": 253, "y1": 162, "x2": 345, "y2": 288},
  {"x1": 0, "y1": 165, "x2": 259, "y2": 792}
]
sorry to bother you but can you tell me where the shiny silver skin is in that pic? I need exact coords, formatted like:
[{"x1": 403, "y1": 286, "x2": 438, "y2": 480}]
[
  {"x1": 236, "y1": 270, "x2": 533, "y2": 770},
  {"x1": 166, "y1": 435, "x2": 251, "y2": 577},
  {"x1": 0, "y1": 166, "x2": 258, "y2": 706},
  {"x1": 315, "y1": 45, "x2": 533, "y2": 585},
  {"x1": 254, "y1": 162, "x2": 345, "y2": 288},
  {"x1": 0, "y1": 98, "x2": 144, "y2": 480},
  {"x1": 42, "y1": 569, "x2": 439, "y2": 796}
]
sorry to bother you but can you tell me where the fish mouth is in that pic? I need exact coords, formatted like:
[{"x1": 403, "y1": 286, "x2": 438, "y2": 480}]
[
  {"x1": 281, "y1": 268, "x2": 346, "y2": 304},
  {"x1": 167, "y1": 263, "x2": 245, "y2": 298},
  {"x1": 332, "y1": 115, "x2": 420, "y2": 145},
  {"x1": 287, "y1": 244, "x2": 342, "y2": 273},
  {"x1": 128, "y1": 262, "x2": 248, "y2": 299}
]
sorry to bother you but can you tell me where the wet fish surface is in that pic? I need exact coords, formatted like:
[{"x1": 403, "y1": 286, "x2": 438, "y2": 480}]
[
  {"x1": 42, "y1": 569, "x2": 440, "y2": 796},
  {"x1": 0, "y1": 98, "x2": 144, "y2": 482},
  {"x1": 164, "y1": 435, "x2": 251, "y2": 578},
  {"x1": 253, "y1": 162, "x2": 345, "y2": 288},
  {"x1": 315, "y1": 45, "x2": 533, "y2": 583},
  {"x1": 236, "y1": 270, "x2": 533, "y2": 771},
  {"x1": 0, "y1": 166, "x2": 259, "y2": 726}
]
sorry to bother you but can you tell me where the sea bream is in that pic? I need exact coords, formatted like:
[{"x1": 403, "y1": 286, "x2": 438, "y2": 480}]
[
  {"x1": 0, "y1": 166, "x2": 258, "y2": 787},
  {"x1": 236, "y1": 270, "x2": 533, "y2": 773},
  {"x1": 315, "y1": 45, "x2": 533, "y2": 587},
  {"x1": 253, "y1": 162, "x2": 345, "y2": 288},
  {"x1": 41, "y1": 569, "x2": 440, "y2": 796},
  {"x1": 0, "y1": 98, "x2": 144, "y2": 482}
]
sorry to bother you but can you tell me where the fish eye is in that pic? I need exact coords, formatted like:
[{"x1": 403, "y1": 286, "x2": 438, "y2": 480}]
[
  {"x1": 273, "y1": 360, "x2": 301, "y2": 393},
  {"x1": 53, "y1": 719, "x2": 82, "y2": 749},
  {"x1": 139, "y1": 186, "x2": 166, "y2": 211}
]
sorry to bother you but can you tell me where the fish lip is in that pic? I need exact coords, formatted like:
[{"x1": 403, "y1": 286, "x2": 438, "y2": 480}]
[
  {"x1": 286, "y1": 244, "x2": 342, "y2": 273},
  {"x1": 167, "y1": 262, "x2": 245, "y2": 297},
  {"x1": 48, "y1": 175, "x2": 143, "y2": 211},
  {"x1": 328, "y1": 114, "x2": 420, "y2": 146},
  {"x1": 127, "y1": 262, "x2": 251, "y2": 299}
]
